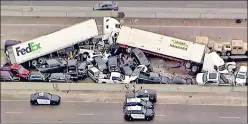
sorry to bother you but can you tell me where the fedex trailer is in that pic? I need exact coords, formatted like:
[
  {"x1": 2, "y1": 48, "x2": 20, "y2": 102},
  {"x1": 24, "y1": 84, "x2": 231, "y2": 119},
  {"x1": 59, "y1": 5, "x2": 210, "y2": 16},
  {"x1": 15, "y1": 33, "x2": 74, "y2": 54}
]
[{"x1": 7, "y1": 19, "x2": 99, "y2": 67}]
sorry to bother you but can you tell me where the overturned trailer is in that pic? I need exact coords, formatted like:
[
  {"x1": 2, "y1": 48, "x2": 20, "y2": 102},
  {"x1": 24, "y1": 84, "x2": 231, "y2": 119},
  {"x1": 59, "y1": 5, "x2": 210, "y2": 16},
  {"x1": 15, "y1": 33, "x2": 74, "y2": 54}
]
[{"x1": 6, "y1": 19, "x2": 99, "y2": 67}]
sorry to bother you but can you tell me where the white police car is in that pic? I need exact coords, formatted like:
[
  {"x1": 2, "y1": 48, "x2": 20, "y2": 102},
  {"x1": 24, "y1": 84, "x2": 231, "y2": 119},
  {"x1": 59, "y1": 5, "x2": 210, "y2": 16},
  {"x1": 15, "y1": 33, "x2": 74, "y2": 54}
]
[
  {"x1": 123, "y1": 98, "x2": 154, "y2": 110},
  {"x1": 30, "y1": 92, "x2": 61, "y2": 105},
  {"x1": 123, "y1": 105, "x2": 155, "y2": 121},
  {"x1": 125, "y1": 89, "x2": 157, "y2": 103}
]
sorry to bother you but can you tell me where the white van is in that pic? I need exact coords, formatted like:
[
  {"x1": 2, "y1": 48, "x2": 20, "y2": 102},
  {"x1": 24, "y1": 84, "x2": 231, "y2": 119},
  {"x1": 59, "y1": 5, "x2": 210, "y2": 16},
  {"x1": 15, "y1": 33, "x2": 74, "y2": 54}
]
[
  {"x1": 88, "y1": 65, "x2": 101, "y2": 82},
  {"x1": 235, "y1": 66, "x2": 247, "y2": 86}
]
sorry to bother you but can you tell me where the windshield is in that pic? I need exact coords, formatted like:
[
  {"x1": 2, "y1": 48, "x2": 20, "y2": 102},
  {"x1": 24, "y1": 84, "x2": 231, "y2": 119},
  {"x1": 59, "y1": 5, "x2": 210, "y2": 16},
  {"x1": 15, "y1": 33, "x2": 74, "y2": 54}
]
[
  {"x1": 140, "y1": 99, "x2": 146, "y2": 106},
  {"x1": 141, "y1": 107, "x2": 147, "y2": 114},
  {"x1": 218, "y1": 64, "x2": 226, "y2": 71},
  {"x1": 202, "y1": 73, "x2": 208, "y2": 82},
  {"x1": 120, "y1": 74, "x2": 125, "y2": 80},
  {"x1": 236, "y1": 74, "x2": 246, "y2": 79},
  {"x1": 17, "y1": 66, "x2": 25, "y2": 73},
  {"x1": 46, "y1": 93, "x2": 52, "y2": 99}
]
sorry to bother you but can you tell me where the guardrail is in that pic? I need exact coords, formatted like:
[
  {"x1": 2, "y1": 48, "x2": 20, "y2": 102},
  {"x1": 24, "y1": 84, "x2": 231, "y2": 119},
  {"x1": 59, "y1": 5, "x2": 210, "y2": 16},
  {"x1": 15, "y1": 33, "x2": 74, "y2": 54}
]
[
  {"x1": 1, "y1": 82, "x2": 247, "y2": 93},
  {"x1": 1, "y1": 6, "x2": 247, "y2": 19}
]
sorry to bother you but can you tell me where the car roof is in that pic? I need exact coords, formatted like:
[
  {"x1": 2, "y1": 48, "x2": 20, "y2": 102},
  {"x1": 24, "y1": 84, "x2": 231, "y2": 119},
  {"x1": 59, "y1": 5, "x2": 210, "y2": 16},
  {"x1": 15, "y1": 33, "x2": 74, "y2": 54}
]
[
  {"x1": 137, "y1": 89, "x2": 156, "y2": 94},
  {"x1": 46, "y1": 59, "x2": 60, "y2": 65},
  {"x1": 78, "y1": 62, "x2": 87, "y2": 69},
  {"x1": 239, "y1": 66, "x2": 247, "y2": 73},
  {"x1": 149, "y1": 72, "x2": 159, "y2": 78},
  {"x1": 0, "y1": 71, "x2": 11, "y2": 76},
  {"x1": 121, "y1": 66, "x2": 133, "y2": 75},
  {"x1": 208, "y1": 73, "x2": 218, "y2": 79},
  {"x1": 126, "y1": 98, "x2": 141, "y2": 103},
  {"x1": 100, "y1": 1, "x2": 114, "y2": 5},
  {"x1": 67, "y1": 59, "x2": 77, "y2": 66},
  {"x1": 50, "y1": 73, "x2": 64, "y2": 77},
  {"x1": 30, "y1": 71, "x2": 42, "y2": 75},
  {"x1": 89, "y1": 67, "x2": 100, "y2": 73},
  {"x1": 127, "y1": 106, "x2": 142, "y2": 111},
  {"x1": 108, "y1": 56, "x2": 117, "y2": 63}
]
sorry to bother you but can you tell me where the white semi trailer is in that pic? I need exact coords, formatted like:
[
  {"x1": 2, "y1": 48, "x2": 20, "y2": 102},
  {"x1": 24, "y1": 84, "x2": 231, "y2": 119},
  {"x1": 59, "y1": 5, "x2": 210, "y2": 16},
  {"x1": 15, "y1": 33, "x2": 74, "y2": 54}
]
[
  {"x1": 7, "y1": 19, "x2": 99, "y2": 67},
  {"x1": 115, "y1": 26, "x2": 208, "y2": 73}
]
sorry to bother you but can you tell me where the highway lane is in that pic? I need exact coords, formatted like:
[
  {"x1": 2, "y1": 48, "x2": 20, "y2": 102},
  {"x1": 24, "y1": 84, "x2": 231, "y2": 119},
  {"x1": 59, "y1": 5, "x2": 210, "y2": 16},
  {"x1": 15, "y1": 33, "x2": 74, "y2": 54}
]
[
  {"x1": 1, "y1": 99, "x2": 247, "y2": 123},
  {"x1": 1, "y1": 1, "x2": 247, "y2": 8},
  {"x1": 1, "y1": 17, "x2": 247, "y2": 46}
]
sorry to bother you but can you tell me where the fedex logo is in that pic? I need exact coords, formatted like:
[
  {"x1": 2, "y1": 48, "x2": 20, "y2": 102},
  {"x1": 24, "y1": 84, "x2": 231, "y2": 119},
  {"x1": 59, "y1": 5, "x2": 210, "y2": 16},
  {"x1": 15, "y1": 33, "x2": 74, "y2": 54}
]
[{"x1": 15, "y1": 42, "x2": 41, "y2": 56}]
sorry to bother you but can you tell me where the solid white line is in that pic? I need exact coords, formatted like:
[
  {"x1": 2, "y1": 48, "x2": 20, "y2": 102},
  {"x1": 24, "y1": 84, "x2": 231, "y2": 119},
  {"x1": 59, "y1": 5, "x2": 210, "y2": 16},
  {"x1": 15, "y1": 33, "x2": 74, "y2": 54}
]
[
  {"x1": 220, "y1": 116, "x2": 241, "y2": 119},
  {"x1": 1, "y1": 24, "x2": 246, "y2": 29},
  {"x1": 76, "y1": 113, "x2": 94, "y2": 116},
  {"x1": 156, "y1": 114, "x2": 167, "y2": 117},
  {"x1": 5, "y1": 112, "x2": 23, "y2": 114}
]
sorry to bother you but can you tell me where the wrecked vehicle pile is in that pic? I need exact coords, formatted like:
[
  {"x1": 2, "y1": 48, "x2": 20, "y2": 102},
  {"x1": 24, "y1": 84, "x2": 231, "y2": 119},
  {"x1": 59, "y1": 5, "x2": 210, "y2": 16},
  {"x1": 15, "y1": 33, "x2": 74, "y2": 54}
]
[{"x1": 1, "y1": 17, "x2": 247, "y2": 86}]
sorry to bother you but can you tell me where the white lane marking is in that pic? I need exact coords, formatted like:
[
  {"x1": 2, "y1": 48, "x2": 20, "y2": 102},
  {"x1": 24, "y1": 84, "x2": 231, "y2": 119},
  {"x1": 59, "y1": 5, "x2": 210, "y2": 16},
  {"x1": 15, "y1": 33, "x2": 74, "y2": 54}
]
[
  {"x1": 156, "y1": 114, "x2": 167, "y2": 117},
  {"x1": 1, "y1": 100, "x2": 247, "y2": 106},
  {"x1": 5, "y1": 112, "x2": 22, "y2": 114},
  {"x1": 220, "y1": 116, "x2": 241, "y2": 119},
  {"x1": 76, "y1": 113, "x2": 94, "y2": 116},
  {"x1": 1, "y1": 24, "x2": 247, "y2": 29}
]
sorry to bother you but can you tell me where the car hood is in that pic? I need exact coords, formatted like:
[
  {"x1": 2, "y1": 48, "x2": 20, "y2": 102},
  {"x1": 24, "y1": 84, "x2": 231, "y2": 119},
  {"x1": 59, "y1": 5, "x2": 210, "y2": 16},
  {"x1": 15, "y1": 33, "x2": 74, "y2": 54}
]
[
  {"x1": 235, "y1": 78, "x2": 246, "y2": 84},
  {"x1": 146, "y1": 109, "x2": 155, "y2": 115},
  {"x1": 22, "y1": 69, "x2": 30, "y2": 75},
  {"x1": 51, "y1": 95, "x2": 61, "y2": 101},
  {"x1": 196, "y1": 73, "x2": 205, "y2": 85},
  {"x1": 146, "y1": 101, "x2": 154, "y2": 107}
]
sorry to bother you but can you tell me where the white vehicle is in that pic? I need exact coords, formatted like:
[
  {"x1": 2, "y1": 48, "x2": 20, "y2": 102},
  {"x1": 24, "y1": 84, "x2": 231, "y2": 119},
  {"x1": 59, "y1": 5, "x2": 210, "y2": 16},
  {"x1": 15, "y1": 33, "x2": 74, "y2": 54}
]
[
  {"x1": 201, "y1": 52, "x2": 237, "y2": 73},
  {"x1": 235, "y1": 66, "x2": 247, "y2": 86},
  {"x1": 97, "y1": 72, "x2": 135, "y2": 84},
  {"x1": 7, "y1": 19, "x2": 99, "y2": 66},
  {"x1": 196, "y1": 72, "x2": 220, "y2": 85},
  {"x1": 88, "y1": 65, "x2": 101, "y2": 82}
]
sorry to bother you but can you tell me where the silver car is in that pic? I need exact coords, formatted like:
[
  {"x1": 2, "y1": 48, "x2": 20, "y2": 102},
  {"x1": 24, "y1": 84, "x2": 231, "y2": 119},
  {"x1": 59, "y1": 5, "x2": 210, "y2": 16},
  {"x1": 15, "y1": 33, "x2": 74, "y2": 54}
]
[{"x1": 93, "y1": 1, "x2": 119, "y2": 11}]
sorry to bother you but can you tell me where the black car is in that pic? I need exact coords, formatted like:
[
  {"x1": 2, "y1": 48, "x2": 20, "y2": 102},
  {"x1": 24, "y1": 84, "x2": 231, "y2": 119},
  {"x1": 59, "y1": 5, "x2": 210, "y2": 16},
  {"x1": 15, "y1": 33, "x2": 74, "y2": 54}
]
[
  {"x1": 30, "y1": 92, "x2": 61, "y2": 105},
  {"x1": 67, "y1": 59, "x2": 79, "y2": 80},
  {"x1": 123, "y1": 106, "x2": 155, "y2": 121},
  {"x1": 0, "y1": 70, "x2": 20, "y2": 82},
  {"x1": 28, "y1": 71, "x2": 48, "y2": 82},
  {"x1": 36, "y1": 59, "x2": 66, "y2": 73},
  {"x1": 120, "y1": 66, "x2": 133, "y2": 76},
  {"x1": 107, "y1": 56, "x2": 120, "y2": 72},
  {"x1": 123, "y1": 97, "x2": 154, "y2": 110},
  {"x1": 126, "y1": 89, "x2": 157, "y2": 103},
  {"x1": 131, "y1": 48, "x2": 152, "y2": 71},
  {"x1": 137, "y1": 72, "x2": 162, "y2": 84},
  {"x1": 48, "y1": 73, "x2": 72, "y2": 83},
  {"x1": 78, "y1": 62, "x2": 88, "y2": 79}
]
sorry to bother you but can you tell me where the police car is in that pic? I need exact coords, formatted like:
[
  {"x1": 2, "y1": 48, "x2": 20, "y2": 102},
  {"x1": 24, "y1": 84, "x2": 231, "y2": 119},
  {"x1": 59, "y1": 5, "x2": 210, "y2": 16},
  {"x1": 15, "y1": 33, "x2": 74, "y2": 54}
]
[
  {"x1": 30, "y1": 92, "x2": 61, "y2": 105},
  {"x1": 123, "y1": 97, "x2": 154, "y2": 110},
  {"x1": 123, "y1": 105, "x2": 155, "y2": 121},
  {"x1": 126, "y1": 89, "x2": 157, "y2": 103}
]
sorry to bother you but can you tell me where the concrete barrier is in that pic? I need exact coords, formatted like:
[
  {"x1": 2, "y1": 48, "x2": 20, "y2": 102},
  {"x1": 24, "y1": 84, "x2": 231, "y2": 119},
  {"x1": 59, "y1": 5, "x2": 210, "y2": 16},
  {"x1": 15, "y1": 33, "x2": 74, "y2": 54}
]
[
  {"x1": 22, "y1": 11, "x2": 67, "y2": 17},
  {"x1": 1, "y1": 82, "x2": 247, "y2": 93},
  {"x1": 66, "y1": 11, "x2": 119, "y2": 18}
]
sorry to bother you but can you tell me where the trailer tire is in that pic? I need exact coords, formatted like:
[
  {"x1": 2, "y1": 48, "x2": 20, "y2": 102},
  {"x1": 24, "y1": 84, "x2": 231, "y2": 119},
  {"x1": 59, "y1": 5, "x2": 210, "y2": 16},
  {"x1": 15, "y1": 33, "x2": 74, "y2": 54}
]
[
  {"x1": 185, "y1": 62, "x2": 191, "y2": 69},
  {"x1": 191, "y1": 65, "x2": 199, "y2": 73},
  {"x1": 245, "y1": 51, "x2": 248, "y2": 56},
  {"x1": 226, "y1": 51, "x2": 232, "y2": 56},
  {"x1": 38, "y1": 57, "x2": 46, "y2": 64},
  {"x1": 31, "y1": 60, "x2": 38, "y2": 67}
]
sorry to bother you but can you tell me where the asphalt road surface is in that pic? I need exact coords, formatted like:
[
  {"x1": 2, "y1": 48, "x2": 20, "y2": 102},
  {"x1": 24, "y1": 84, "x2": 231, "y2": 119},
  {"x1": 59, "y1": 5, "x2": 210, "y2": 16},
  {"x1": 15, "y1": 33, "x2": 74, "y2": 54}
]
[
  {"x1": 1, "y1": 98, "x2": 247, "y2": 123},
  {"x1": 1, "y1": 1, "x2": 247, "y2": 8},
  {"x1": 1, "y1": 17, "x2": 247, "y2": 46}
]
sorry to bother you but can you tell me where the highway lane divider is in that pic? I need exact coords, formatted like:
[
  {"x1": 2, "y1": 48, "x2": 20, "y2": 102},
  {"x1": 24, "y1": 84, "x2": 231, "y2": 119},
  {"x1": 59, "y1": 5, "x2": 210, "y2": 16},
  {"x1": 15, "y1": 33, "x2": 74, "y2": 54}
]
[
  {"x1": 1, "y1": 6, "x2": 247, "y2": 19},
  {"x1": 1, "y1": 82, "x2": 247, "y2": 93}
]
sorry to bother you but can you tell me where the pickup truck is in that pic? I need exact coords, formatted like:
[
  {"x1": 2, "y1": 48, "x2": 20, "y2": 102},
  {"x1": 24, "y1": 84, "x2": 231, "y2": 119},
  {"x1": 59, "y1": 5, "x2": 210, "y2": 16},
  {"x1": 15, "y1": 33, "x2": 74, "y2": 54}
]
[
  {"x1": 97, "y1": 72, "x2": 136, "y2": 84},
  {"x1": 136, "y1": 72, "x2": 168, "y2": 84}
]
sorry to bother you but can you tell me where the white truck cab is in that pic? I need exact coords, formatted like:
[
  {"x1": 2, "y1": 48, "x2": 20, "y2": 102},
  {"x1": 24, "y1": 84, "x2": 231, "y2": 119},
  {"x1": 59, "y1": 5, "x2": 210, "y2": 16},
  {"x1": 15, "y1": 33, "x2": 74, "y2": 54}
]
[
  {"x1": 97, "y1": 72, "x2": 133, "y2": 84},
  {"x1": 202, "y1": 52, "x2": 236, "y2": 74}
]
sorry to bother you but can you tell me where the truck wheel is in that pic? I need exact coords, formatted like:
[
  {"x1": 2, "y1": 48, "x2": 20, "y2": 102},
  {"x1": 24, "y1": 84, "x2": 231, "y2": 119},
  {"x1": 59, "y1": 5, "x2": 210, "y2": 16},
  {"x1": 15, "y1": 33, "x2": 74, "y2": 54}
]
[
  {"x1": 245, "y1": 51, "x2": 248, "y2": 56},
  {"x1": 191, "y1": 65, "x2": 199, "y2": 73},
  {"x1": 216, "y1": 52, "x2": 221, "y2": 56},
  {"x1": 185, "y1": 62, "x2": 191, "y2": 69},
  {"x1": 226, "y1": 51, "x2": 232, "y2": 56},
  {"x1": 102, "y1": 82, "x2": 106, "y2": 84},
  {"x1": 31, "y1": 60, "x2": 38, "y2": 67},
  {"x1": 38, "y1": 57, "x2": 46, "y2": 64}
]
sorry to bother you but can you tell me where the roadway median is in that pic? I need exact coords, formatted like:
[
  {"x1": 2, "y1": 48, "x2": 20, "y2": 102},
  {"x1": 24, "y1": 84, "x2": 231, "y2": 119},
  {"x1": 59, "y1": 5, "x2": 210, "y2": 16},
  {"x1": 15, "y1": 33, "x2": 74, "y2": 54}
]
[{"x1": 1, "y1": 82, "x2": 247, "y2": 93}]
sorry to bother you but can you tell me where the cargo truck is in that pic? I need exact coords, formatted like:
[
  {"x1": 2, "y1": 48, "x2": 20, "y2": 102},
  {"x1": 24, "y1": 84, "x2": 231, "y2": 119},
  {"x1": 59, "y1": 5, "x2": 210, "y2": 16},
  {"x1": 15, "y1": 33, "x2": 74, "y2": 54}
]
[
  {"x1": 114, "y1": 26, "x2": 208, "y2": 73},
  {"x1": 194, "y1": 36, "x2": 248, "y2": 60},
  {"x1": 6, "y1": 19, "x2": 99, "y2": 67}
]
